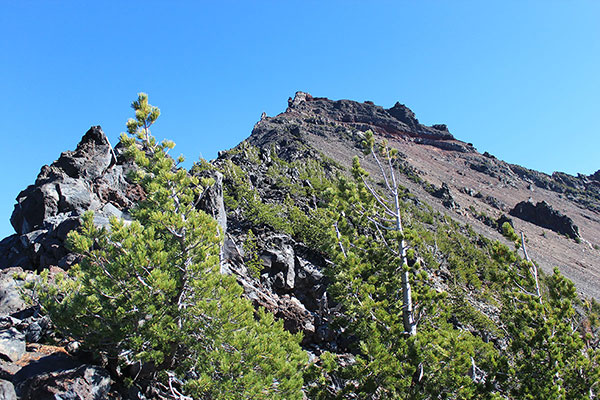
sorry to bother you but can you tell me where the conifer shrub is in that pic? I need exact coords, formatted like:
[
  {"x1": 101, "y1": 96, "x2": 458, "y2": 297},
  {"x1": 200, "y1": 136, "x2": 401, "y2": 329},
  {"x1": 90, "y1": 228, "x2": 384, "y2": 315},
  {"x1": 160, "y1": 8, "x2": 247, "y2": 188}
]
[
  {"x1": 501, "y1": 221, "x2": 519, "y2": 243},
  {"x1": 501, "y1": 267, "x2": 600, "y2": 398}
]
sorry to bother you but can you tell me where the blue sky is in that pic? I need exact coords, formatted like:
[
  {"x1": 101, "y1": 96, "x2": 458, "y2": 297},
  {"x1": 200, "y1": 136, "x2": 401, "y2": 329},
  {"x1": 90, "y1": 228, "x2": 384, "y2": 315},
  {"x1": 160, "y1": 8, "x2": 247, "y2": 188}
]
[{"x1": 1, "y1": 1, "x2": 599, "y2": 239}]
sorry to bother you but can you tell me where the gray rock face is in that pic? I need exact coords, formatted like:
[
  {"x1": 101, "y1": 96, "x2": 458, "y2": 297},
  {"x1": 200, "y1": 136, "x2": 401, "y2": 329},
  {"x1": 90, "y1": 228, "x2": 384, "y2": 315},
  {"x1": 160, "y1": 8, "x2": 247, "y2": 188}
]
[
  {"x1": 0, "y1": 379, "x2": 16, "y2": 400},
  {"x1": 0, "y1": 328, "x2": 25, "y2": 362},
  {"x1": 262, "y1": 236, "x2": 296, "y2": 290},
  {"x1": 195, "y1": 170, "x2": 227, "y2": 233},
  {"x1": 0, "y1": 268, "x2": 31, "y2": 317},
  {"x1": 223, "y1": 230, "x2": 332, "y2": 346}
]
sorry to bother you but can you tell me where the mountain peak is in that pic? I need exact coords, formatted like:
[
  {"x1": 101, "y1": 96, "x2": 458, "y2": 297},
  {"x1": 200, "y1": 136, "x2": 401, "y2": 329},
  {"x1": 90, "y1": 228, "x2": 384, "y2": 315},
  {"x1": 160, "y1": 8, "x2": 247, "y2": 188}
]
[
  {"x1": 283, "y1": 91, "x2": 455, "y2": 141},
  {"x1": 251, "y1": 92, "x2": 469, "y2": 160}
]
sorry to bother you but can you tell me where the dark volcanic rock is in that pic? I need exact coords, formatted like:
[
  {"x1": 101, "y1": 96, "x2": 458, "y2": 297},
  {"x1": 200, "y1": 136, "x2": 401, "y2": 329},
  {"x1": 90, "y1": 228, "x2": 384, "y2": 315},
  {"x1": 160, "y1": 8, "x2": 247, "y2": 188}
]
[
  {"x1": 509, "y1": 164, "x2": 552, "y2": 189},
  {"x1": 552, "y1": 171, "x2": 586, "y2": 191},
  {"x1": 509, "y1": 200, "x2": 580, "y2": 239},
  {"x1": 508, "y1": 164, "x2": 600, "y2": 213},
  {"x1": 431, "y1": 183, "x2": 458, "y2": 209},
  {"x1": 2, "y1": 124, "x2": 228, "y2": 272},
  {"x1": 1, "y1": 126, "x2": 140, "y2": 270},
  {"x1": 17, "y1": 364, "x2": 112, "y2": 400},
  {"x1": 11, "y1": 126, "x2": 115, "y2": 235},
  {"x1": 414, "y1": 137, "x2": 471, "y2": 152},
  {"x1": 13, "y1": 353, "x2": 82, "y2": 386},
  {"x1": 387, "y1": 102, "x2": 420, "y2": 132},
  {"x1": 223, "y1": 229, "x2": 333, "y2": 347}
]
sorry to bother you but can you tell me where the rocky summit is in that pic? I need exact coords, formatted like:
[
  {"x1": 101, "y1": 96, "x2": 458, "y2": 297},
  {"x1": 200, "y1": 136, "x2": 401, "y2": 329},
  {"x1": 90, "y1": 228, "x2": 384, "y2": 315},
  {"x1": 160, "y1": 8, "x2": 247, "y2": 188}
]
[{"x1": 0, "y1": 92, "x2": 598, "y2": 398}]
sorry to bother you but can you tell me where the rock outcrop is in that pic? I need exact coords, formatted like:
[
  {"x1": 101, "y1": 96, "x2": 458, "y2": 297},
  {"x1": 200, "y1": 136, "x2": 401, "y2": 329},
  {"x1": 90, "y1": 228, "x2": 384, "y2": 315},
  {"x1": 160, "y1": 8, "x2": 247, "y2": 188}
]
[
  {"x1": 1, "y1": 126, "x2": 142, "y2": 270},
  {"x1": 431, "y1": 183, "x2": 458, "y2": 210},
  {"x1": 508, "y1": 164, "x2": 600, "y2": 213},
  {"x1": 509, "y1": 200, "x2": 580, "y2": 239},
  {"x1": 216, "y1": 147, "x2": 337, "y2": 352}
]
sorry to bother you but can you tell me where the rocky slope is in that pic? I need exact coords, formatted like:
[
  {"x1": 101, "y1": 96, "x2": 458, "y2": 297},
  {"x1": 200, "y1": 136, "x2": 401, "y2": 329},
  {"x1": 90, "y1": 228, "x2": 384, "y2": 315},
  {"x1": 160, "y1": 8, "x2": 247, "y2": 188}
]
[
  {"x1": 0, "y1": 92, "x2": 598, "y2": 397},
  {"x1": 250, "y1": 92, "x2": 600, "y2": 299}
]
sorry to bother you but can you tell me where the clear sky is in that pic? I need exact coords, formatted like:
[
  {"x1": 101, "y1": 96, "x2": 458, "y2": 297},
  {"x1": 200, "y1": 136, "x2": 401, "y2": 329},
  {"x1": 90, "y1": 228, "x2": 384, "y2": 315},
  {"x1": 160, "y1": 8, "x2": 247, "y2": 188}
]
[{"x1": 1, "y1": 1, "x2": 599, "y2": 239}]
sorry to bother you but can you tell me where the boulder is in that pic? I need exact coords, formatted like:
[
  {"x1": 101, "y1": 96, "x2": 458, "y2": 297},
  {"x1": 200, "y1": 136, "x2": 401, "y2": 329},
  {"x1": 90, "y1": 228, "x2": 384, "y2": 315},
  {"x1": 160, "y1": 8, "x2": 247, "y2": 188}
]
[
  {"x1": 431, "y1": 183, "x2": 458, "y2": 209},
  {"x1": 0, "y1": 235, "x2": 30, "y2": 270},
  {"x1": 0, "y1": 328, "x2": 25, "y2": 362},
  {"x1": 509, "y1": 200, "x2": 580, "y2": 239},
  {"x1": 0, "y1": 268, "x2": 32, "y2": 317},
  {"x1": 25, "y1": 321, "x2": 44, "y2": 343}
]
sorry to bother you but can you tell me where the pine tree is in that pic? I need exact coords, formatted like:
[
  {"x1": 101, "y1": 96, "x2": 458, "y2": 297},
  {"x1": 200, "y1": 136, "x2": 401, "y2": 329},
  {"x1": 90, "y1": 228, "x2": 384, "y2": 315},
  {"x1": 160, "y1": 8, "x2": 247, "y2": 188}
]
[
  {"x1": 35, "y1": 93, "x2": 307, "y2": 399},
  {"x1": 503, "y1": 267, "x2": 600, "y2": 399}
]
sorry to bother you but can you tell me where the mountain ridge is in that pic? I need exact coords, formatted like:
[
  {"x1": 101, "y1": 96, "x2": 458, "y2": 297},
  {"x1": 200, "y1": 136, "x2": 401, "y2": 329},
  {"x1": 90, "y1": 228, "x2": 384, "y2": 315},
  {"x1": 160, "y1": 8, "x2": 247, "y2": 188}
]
[
  {"x1": 0, "y1": 92, "x2": 598, "y2": 398},
  {"x1": 2, "y1": 92, "x2": 599, "y2": 296}
]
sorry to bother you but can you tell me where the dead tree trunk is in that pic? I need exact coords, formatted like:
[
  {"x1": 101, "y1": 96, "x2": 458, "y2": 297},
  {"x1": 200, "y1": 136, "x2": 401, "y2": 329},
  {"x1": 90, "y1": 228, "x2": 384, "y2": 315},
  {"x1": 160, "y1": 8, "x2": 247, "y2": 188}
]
[
  {"x1": 360, "y1": 131, "x2": 417, "y2": 336},
  {"x1": 521, "y1": 231, "x2": 542, "y2": 304}
]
